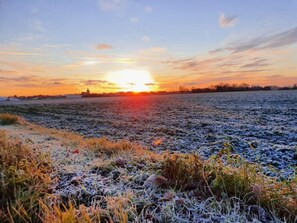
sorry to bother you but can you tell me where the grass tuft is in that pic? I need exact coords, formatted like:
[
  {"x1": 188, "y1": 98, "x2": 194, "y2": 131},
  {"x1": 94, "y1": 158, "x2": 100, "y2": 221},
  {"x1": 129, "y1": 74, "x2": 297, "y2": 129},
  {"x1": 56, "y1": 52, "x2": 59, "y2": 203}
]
[
  {"x1": 0, "y1": 113, "x2": 22, "y2": 125},
  {"x1": 0, "y1": 131, "x2": 52, "y2": 223},
  {"x1": 162, "y1": 151, "x2": 297, "y2": 221},
  {"x1": 39, "y1": 201, "x2": 105, "y2": 223}
]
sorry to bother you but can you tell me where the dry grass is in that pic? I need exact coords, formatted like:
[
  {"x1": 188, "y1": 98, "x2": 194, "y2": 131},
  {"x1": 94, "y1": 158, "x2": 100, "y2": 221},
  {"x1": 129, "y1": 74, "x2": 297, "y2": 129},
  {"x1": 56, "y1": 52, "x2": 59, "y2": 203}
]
[
  {"x1": 40, "y1": 201, "x2": 103, "y2": 223},
  {"x1": 0, "y1": 130, "x2": 132, "y2": 223},
  {"x1": 87, "y1": 137, "x2": 142, "y2": 156},
  {"x1": 0, "y1": 131, "x2": 51, "y2": 223},
  {"x1": 0, "y1": 113, "x2": 23, "y2": 125},
  {"x1": 162, "y1": 151, "x2": 297, "y2": 222},
  {"x1": 86, "y1": 137, "x2": 159, "y2": 163},
  {"x1": 40, "y1": 197, "x2": 131, "y2": 223}
]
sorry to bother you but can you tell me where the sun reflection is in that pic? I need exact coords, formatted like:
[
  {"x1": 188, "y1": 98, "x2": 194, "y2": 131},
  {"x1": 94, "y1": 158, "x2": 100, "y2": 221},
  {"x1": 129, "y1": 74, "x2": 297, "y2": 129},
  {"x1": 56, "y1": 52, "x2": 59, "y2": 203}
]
[{"x1": 106, "y1": 69, "x2": 156, "y2": 92}]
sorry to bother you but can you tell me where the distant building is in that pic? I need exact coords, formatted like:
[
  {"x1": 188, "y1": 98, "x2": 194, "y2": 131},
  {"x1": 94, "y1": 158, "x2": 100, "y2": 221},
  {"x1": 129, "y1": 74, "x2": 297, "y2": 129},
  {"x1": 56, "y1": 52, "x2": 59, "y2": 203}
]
[{"x1": 81, "y1": 88, "x2": 91, "y2": 96}]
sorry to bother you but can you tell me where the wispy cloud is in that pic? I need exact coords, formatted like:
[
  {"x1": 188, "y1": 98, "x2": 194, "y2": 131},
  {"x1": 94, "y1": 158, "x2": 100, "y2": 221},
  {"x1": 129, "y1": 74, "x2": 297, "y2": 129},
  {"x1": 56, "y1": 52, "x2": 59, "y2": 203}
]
[
  {"x1": 219, "y1": 14, "x2": 237, "y2": 28},
  {"x1": 0, "y1": 51, "x2": 44, "y2": 56},
  {"x1": 80, "y1": 79, "x2": 108, "y2": 85},
  {"x1": 0, "y1": 68, "x2": 18, "y2": 75},
  {"x1": 15, "y1": 80, "x2": 70, "y2": 88},
  {"x1": 0, "y1": 75, "x2": 38, "y2": 83},
  {"x1": 240, "y1": 58, "x2": 270, "y2": 68},
  {"x1": 213, "y1": 26, "x2": 297, "y2": 53},
  {"x1": 97, "y1": 0, "x2": 127, "y2": 11},
  {"x1": 145, "y1": 82, "x2": 156, "y2": 86},
  {"x1": 95, "y1": 43, "x2": 113, "y2": 50},
  {"x1": 162, "y1": 52, "x2": 273, "y2": 80},
  {"x1": 16, "y1": 33, "x2": 43, "y2": 42},
  {"x1": 163, "y1": 57, "x2": 223, "y2": 72},
  {"x1": 0, "y1": 74, "x2": 72, "y2": 90},
  {"x1": 265, "y1": 74, "x2": 283, "y2": 79},
  {"x1": 64, "y1": 59, "x2": 100, "y2": 69},
  {"x1": 79, "y1": 79, "x2": 121, "y2": 90}
]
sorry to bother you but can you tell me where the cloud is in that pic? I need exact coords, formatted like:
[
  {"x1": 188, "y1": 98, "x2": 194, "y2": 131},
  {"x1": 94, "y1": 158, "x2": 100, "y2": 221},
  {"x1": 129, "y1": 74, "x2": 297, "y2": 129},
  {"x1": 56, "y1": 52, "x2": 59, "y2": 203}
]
[
  {"x1": 80, "y1": 79, "x2": 121, "y2": 90},
  {"x1": 16, "y1": 33, "x2": 43, "y2": 42},
  {"x1": 44, "y1": 81, "x2": 62, "y2": 85},
  {"x1": 95, "y1": 43, "x2": 113, "y2": 50},
  {"x1": 219, "y1": 14, "x2": 237, "y2": 28},
  {"x1": 15, "y1": 82, "x2": 69, "y2": 88},
  {"x1": 144, "y1": 6, "x2": 152, "y2": 12},
  {"x1": 0, "y1": 75, "x2": 38, "y2": 82},
  {"x1": 145, "y1": 82, "x2": 156, "y2": 86},
  {"x1": 97, "y1": 0, "x2": 127, "y2": 11},
  {"x1": 142, "y1": 35, "x2": 151, "y2": 41},
  {"x1": 64, "y1": 54, "x2": 135, "y2": 68},
  {"x1": 64, "y1": 59, "x2": 100, "y2": 69},
  {"x1": 213, "y1": 26, "x2": 297, "y2": 53},
  {"x1": 0, "y1": 68, "x2": 18, "y2": 75},
  {"x1": 81, "y1": 80, "x2": 108, "y2": 85},
  {"x1": 130, "y1": 17, "x2": 138, "y2": 23},
  {"x1": 162, "y1": 51, "x2": 273, "y2": 81},
  {"x1": 0, "y1": 51, "x2": 44, "y2": 56},
  {"x1": 42, "y1": 78, "x2": 68, "y2": 86},
  {"x1": 240, "y1": 58, "x2": 270, "y2": 68},
  {"x1": 163, "y1": 57, "x2": 223, "y2": 71},
  {"x1": 0, "y1": 75, "x2": 72, "y2": 90},
  {"x1": 14, "y1": 83, "x2": 43, "y2": 88},
  {"x1": 265, "y1": 75, "x2": 283, "y2": 79}
]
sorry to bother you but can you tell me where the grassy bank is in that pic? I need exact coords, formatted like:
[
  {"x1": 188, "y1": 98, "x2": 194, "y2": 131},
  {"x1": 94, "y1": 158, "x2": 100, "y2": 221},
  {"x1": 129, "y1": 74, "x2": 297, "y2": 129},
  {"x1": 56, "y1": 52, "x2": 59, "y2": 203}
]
[
  {"x1": 0, "y1": 130, "x2": 51, "y2": 222},
  {"x1": 0, "y1": 113, "x2": 296, "y2": 222}
]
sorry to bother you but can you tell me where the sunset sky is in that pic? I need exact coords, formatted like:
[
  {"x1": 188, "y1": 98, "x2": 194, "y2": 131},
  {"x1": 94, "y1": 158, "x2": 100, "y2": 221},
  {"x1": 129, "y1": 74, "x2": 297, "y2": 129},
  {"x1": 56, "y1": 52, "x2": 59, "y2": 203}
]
[{"x1": 1, "y1": 0, "x2": 297, "y2": 96}]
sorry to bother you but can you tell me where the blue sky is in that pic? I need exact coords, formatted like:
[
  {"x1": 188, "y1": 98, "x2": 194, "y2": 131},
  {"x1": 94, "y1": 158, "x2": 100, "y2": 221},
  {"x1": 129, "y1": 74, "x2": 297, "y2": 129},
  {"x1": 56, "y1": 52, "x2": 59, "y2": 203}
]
[{"x1": 0, "y1": 0, "x2": 297, "y2": 95}]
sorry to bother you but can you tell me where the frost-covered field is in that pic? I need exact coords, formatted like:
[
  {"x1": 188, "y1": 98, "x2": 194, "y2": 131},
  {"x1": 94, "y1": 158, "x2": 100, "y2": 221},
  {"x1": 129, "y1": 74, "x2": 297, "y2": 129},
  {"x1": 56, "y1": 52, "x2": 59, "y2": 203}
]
[{"x1": 1, "y1": 90, "x2": 296, "y2": 177}]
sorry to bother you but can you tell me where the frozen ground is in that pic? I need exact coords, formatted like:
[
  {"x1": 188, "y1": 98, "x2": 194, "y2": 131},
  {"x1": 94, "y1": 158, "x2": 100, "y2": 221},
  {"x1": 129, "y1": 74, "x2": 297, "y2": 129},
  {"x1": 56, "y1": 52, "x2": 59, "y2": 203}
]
[
  {"x1": 1, "y1": 90, "x2": 296, "y2": 178},
  {"x1": 2, "y1": 123, "x2": 283, "y2": 222}
]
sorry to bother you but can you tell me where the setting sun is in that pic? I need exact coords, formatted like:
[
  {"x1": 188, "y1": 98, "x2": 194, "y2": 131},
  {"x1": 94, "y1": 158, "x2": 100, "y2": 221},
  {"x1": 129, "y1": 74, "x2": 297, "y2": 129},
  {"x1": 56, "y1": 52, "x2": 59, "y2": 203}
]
[
  {"x1": 0, "y1": 1, "x2": 297, "y2": 222},
  {"x1": 106, "y1": 69, "x2": 156, "y2": 92}
]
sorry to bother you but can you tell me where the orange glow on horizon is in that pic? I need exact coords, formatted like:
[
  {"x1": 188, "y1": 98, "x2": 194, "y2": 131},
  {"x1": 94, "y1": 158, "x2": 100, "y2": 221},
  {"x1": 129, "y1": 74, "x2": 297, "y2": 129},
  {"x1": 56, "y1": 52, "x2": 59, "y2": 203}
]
[{"x1": 105, "y1": 69, "x2": 157, "y2": 92}]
